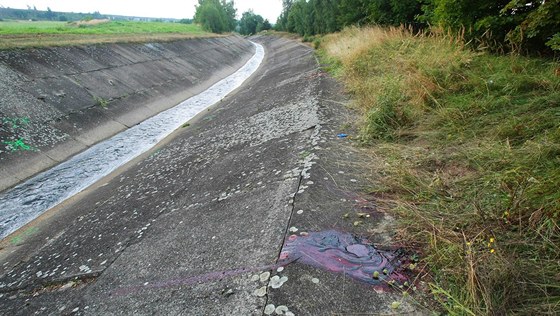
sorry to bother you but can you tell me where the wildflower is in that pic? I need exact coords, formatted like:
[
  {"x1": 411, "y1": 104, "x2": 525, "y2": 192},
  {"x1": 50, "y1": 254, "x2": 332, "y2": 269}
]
[
  {"x1": 490, "y1": 249, "x2": 495, "y2": 254},
  {"x1": 490, "y1": 237, "x2": 495, "y2": 243}
]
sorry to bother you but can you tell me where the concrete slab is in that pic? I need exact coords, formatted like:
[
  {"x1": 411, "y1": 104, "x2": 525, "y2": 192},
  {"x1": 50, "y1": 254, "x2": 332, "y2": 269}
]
[{"x1": 0, "y1": 36, "x2": 429, "y2": 315}]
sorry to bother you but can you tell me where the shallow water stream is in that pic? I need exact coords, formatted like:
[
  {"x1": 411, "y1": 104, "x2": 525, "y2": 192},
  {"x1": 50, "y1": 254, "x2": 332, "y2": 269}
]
[{"x1": 0, "y1": 42, "x2": 265, "y2": 239}]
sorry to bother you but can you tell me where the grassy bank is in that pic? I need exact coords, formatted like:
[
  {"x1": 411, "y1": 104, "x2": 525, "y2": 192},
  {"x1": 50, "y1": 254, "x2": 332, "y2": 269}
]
[
  {"x1": 0, "y1": 20, "x2": 213, "y2": 49},
  {"x1": 319, "y1": 26, "x2": 560, "y2": 315}
]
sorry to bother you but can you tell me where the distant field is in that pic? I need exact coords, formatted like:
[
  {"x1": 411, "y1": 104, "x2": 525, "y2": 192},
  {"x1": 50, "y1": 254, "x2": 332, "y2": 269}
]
[{"x1": 0, "y1": 20, "x2": 215, "y2": 49}]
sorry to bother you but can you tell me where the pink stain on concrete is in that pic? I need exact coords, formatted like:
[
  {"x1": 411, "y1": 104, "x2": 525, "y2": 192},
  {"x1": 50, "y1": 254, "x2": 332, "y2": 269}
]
[{"x1": 279, "y1": 230, "x2": 406, "y2": 285}]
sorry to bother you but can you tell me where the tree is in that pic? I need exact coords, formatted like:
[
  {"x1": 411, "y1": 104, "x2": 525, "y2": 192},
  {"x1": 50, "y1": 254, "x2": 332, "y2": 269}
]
[
  {"x1": 261, "y1": 19, "x2": 272, "y2": 31},
  {"x1": 502, "y1": 0, "x2": 560, "y2": 52},
  {"x1": 275, "y1": 0, "x2": 294, "y2": 31},
  {"x1": 337, "y1": 0, "x2": 370, "y2": 27},
  {"x1": 423, "y1": 0, "x2": 560, "y2": 52},
  {"x1": 222, "y1": 0, "x2": 237, "y2": 31},
  {"x1": 366, "y1": 0, "x2": 422, "y2": 25},
  {"x1": 273, "y1": 0, "x2": 558, "y2": 53},
  {"x1": 311, "y1": 0, "x2": 339, "y2": 34},
  {"x1": 194, "y1": 0, "x2": 237, "y2": 33},
  {"x1": 287, "y1": 0, "x2": 309, "y2": 35},
  {"x1": 388, "y1": 0, "x2": 422, "y2": 25},
  {"x1": 45, "y1": 7, "x2": 55, "y2": 20},
  {"x1": 239, "y1": 10, "x2": 264, "y2": 35}
]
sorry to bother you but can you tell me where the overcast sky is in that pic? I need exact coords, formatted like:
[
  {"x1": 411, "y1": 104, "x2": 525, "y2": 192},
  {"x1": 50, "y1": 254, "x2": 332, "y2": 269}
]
[{"x1": 0, "y1": 0, "x2": 283, "y2": 22}]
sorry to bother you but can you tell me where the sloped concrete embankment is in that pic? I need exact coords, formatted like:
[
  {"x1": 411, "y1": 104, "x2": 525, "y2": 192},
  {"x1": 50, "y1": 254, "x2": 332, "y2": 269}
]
[{"x1": 0, "y1": 35, "x2": 254, "y2": 192}]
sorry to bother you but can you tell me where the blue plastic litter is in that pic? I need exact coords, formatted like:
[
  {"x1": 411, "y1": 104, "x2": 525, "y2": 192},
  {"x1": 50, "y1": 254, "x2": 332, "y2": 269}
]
[{"x1": 337, "y1": 133, "x2": 348, "y2": 138}]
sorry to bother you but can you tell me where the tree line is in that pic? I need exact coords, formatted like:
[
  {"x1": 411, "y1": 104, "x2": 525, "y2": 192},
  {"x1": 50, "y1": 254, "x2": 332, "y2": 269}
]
[
  {"x1": 194, "y1": 0, "x2": 271, "y2": 35},
  {"x1": 275, "y1": 0, "x2": 560, "y2": 54},
  {"x1": 0, "y1": 7, "x2": 106, "y2": 22}
]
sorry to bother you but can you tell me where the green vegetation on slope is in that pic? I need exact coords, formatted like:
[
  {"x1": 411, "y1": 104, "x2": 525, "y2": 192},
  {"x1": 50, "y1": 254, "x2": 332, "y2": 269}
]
[
  {"x1": 0, "y1": 20, "x2": 212, "y2": 49},
  {"x1": 320, "y1": 26, "x2": 560, "y2": 315},
  {"x1": 276, "y1": 0, "x2": 560, "y2": 54}
]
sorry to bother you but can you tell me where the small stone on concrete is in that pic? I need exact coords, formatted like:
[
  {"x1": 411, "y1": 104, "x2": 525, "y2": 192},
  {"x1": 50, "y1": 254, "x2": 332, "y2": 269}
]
[
  {"x1": 254, "y1": 286, "x2": 267, "y2": 297},
  {"x1": 264, "y1": 304, "x2": 276, "y2": 315},
  {"x1": 222, "y1": 288, "x2": 234, "y2": 297},
  {"x1": 270, "y1": 275, "x2": 288, "y2": 289},
  {"x1": 260, "y1": 271, "x2": 271, "y2": 282},
  {"x1": 275, "y1": 305, "x2": 289, "y2": 315}
]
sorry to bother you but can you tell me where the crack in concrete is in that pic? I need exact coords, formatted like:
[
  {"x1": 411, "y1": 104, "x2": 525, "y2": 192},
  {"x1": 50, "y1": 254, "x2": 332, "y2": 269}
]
[
  {"x1": 0, "y1": 270, "x2": 100, "y2": 295},
  {"x1": 261, "y1": 124, "x2": 321, "y2": 315}
]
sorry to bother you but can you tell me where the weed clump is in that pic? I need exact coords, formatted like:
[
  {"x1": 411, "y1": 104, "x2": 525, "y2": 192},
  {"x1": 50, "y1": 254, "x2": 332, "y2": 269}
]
[{"x1": 321, "y1": 26, "x2": 560, "y2": 315}]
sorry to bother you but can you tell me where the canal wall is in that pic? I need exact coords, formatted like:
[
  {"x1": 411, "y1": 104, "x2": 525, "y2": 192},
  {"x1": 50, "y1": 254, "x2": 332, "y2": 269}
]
[{"x1": 0, "y1": 35, "x2": 255, "y2": 192}]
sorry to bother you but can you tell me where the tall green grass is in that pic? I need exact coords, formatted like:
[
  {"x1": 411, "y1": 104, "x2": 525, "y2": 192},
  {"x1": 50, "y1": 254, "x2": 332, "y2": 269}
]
[{"x1": 320, "y1": 26, "x2": 560, "y2": 315}]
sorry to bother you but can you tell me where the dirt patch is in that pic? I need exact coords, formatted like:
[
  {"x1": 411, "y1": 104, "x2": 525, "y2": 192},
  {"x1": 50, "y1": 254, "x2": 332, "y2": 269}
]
[{"x1": 71, "y1": 19, "x2": 110, "y2": 26}]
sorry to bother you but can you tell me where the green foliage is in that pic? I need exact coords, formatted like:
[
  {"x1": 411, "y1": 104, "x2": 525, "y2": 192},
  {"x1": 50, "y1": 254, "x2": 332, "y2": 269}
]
[
  {"x1": 94, "y1": 96, "x2": 108, "y2": 108},
  {"x1": 276, "y1": 0, "x2": 559, "y2": 54},
  {"x1": 261, "y1": 19, "x2": 272, "y2": 32},
  {"x1": 0, "y1": 7, "x2": 106, "y2": 22},
  {"x1": 278, "y1": 0, "x2": 423, "y2": 36},
  {"x1": 239, "y1": 10, "x2": 264, "y2": 35},
  {"x1": 548, "y1": 34, "x2": 560, "y2": 51},
  {"x1": 424, "y1": 0, "x2": 560, "y2": 53},
  {"x1": 287, "y1": 0, "x2": 312, "y2": 35},
  {"x1": 337, "y1": 0, "x2": 369, "y2": 27},
  {"x1": 274, "y1": 0, "x2": 292, "y2": 31},
  {"x1": 194, "y1": 0, "x2": 236, "y2": 33},
  {"x1": 386, "y1": 0, "x2": 422, "y2": 25},
  {"x1": 502, "y1": 0, "x2": 560, "y2": 53},
  {"x1": 278, "y1": 0, "x2": 340, "y2": 36}
]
